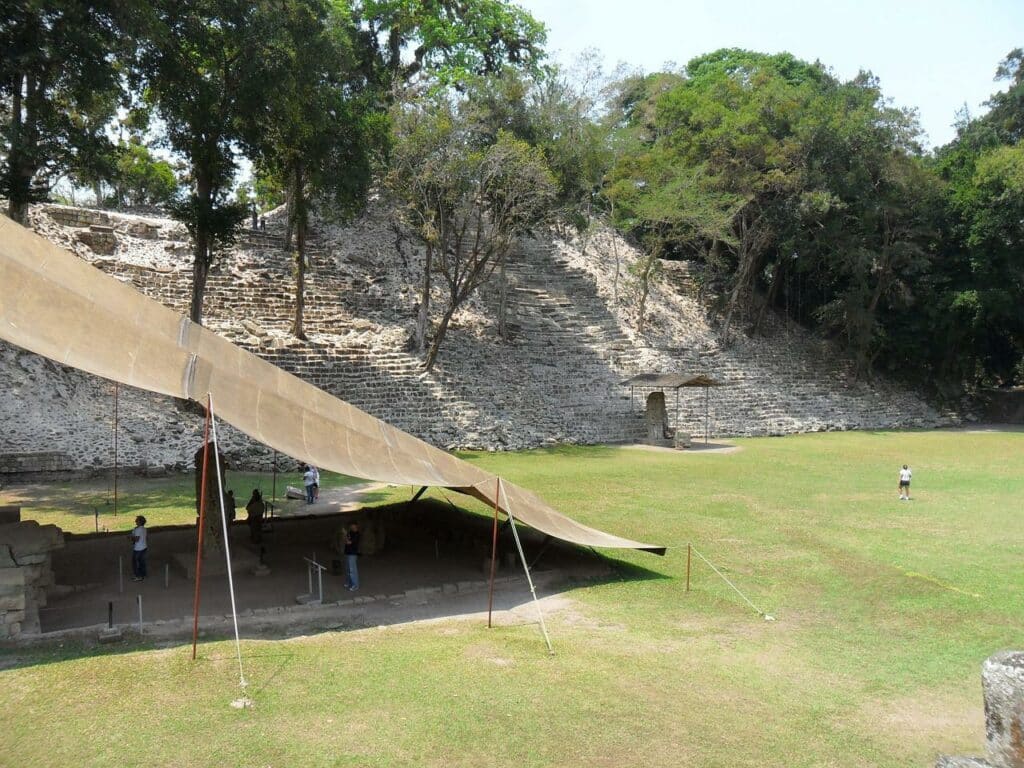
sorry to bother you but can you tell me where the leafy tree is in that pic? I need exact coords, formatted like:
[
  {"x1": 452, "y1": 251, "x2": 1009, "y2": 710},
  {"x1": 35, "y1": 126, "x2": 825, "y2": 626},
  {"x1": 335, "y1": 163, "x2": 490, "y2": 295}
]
[
  {"x1": 389, "y1": 95, "x2": 555, "y2": 370},
  {"x1": 353, "y1": 0, "x2": 546, "y2": 88},
  {"x1": 113, "y1": 138, "x2": 178, "y2": 207},
  {"x1": 244, "y1": 0, "x2": 387, "y2": 340},
  {"x1": 134, "y1": 0, "x2": 267, "y2": 325},
  {"x1": 606, "y1": 49, "x2": 936, "y2": 376},
  {"x1": 0, "y1": 1, "x2": 131, "y2": 222}
]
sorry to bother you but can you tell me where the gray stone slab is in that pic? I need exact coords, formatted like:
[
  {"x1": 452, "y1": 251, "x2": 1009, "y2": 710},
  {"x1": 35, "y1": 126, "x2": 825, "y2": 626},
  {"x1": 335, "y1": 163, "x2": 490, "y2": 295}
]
[{"x1": 983, "y1": 651, "x2": 1024, "y2": 768}]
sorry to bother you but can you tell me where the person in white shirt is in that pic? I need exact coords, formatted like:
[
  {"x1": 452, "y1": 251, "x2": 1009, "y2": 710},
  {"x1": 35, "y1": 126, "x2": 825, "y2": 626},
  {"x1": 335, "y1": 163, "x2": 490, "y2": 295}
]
[
  {"x1": 898, "y1": 465, "x2": 912, "y2": 500},
  {"x1": 129, "y1": 515, "x2": 148, "y2": 581},
  {"x1": 312, "y1": 466, "x2": 320, "y2": 501}
]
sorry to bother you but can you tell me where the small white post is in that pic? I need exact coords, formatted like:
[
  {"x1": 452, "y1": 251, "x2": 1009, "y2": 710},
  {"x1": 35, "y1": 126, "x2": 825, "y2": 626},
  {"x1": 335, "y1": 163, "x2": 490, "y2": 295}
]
[
  {"x1": 136, "y1": 594, "x2": 143, "y2": 635},
  {"x1": 164, "y1": 563, "x2": 170, "y2": 589}
]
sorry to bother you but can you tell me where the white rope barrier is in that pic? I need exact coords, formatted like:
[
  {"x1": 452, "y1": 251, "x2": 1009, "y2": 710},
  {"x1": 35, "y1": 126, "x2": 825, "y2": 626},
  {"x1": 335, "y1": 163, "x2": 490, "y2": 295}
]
[{"x1": 208, "y1": 393, "x2": 251, "y2": 704}]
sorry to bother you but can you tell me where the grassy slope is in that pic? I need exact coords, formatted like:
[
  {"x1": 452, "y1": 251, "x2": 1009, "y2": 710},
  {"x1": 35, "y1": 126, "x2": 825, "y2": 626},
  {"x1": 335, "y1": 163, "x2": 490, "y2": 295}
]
[{"x1": 2, "y1": 430, "x2": 1021, "y2": 767}]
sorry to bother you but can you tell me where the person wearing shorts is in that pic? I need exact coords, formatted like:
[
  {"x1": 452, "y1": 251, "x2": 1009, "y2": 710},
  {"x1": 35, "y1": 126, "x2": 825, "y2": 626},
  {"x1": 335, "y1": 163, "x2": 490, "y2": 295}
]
[{"x1": 898, "y1": 464, "x2": 912, "y2": 500}]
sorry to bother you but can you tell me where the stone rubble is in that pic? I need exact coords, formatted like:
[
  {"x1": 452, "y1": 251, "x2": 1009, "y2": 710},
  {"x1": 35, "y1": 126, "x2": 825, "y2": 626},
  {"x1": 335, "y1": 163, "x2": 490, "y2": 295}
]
[{"x1": 0, "y1": 200, "x2": 949, "y2": 474}]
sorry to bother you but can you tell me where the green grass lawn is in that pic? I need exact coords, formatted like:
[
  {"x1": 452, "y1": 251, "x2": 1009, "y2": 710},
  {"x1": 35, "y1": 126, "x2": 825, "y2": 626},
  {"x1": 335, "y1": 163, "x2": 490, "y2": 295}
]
[
  {"x1": 2, "y1": 430, "x2": 1021, "y2": 767},
  {"x1": 0, "y1": 469, "x2": 364, "y2": 534}
]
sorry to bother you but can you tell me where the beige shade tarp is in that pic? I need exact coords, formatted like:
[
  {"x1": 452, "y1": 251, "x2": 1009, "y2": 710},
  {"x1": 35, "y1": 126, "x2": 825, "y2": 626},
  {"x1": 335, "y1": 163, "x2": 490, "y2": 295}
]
[{"x1": 0, "y1": 216, "x2": 664, "y2": 555}]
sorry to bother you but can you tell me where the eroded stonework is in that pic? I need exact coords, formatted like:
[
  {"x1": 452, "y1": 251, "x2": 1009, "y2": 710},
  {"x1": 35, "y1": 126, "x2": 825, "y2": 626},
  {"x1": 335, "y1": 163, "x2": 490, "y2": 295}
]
[{"x1": 0, "y1": 202, "x2": 949, "y2": 473}]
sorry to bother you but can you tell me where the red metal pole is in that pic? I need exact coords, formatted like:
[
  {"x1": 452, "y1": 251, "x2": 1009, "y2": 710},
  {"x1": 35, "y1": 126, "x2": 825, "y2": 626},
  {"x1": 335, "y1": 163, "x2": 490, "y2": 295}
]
[
  {"x1": 191, "y1": 397, "x2": 212, "y2": 660},
  {"x1": 487, "y1": 478, "x2": 501, "y2": 628},
  {"x1": 113, "y1": 383, "x2": 119, "y2": 517}
]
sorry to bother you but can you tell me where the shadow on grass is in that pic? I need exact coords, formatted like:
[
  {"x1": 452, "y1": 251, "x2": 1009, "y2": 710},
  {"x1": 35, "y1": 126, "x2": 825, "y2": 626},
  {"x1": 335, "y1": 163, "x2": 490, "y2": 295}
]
[{"x1": 1, "y1": 499, "x2": 669, "y2": 672}]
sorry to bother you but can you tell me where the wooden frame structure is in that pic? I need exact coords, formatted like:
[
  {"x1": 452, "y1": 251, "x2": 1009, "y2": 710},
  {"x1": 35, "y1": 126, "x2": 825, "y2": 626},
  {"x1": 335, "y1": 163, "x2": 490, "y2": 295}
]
[{"x1": 621, "y1": 373, "x2": 724, "y2": 445}]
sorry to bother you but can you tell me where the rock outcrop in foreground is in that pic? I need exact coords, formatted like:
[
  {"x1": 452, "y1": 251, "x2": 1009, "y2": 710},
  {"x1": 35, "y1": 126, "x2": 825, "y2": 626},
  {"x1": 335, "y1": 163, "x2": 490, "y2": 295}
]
[{"x1": 0, "y1": 203, "x2": 947, "y2": 472}]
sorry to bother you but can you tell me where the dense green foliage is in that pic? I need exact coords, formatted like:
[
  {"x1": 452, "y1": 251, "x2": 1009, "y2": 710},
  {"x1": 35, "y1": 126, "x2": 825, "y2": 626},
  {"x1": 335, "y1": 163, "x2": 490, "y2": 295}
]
[
  {"x1": 0, "y1": 3, "x2": 1020, "y2": 391},
  {"x1": 0, "y1": 1, "x2": 131, "y2": 223},
  {"x1": 604, "y1": 48, "x2": 1024, "y2": 394}
]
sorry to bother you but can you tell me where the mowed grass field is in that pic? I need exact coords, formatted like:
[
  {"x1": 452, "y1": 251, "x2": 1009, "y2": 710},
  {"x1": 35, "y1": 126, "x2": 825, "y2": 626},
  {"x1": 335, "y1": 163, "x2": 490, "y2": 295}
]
[{"x1": 1, "y1": 429, "x2": 1021, "y2": 767}]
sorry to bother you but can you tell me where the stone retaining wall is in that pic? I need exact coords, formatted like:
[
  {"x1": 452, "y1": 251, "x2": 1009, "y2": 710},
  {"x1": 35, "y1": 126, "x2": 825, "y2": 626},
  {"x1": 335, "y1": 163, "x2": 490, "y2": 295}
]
[
  {"x1": 0, "y1": 452, "x2": 74, "y2": 474},
  {"x1": 0, "y1": 521, "x2": 64, "y2": 638}
]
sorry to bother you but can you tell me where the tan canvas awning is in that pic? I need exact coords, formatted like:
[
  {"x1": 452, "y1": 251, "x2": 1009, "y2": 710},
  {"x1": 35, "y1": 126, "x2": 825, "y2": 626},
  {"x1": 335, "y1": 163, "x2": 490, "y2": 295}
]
[{"x1": 0, "y1": 216, "x2": 664, "y2": 555}]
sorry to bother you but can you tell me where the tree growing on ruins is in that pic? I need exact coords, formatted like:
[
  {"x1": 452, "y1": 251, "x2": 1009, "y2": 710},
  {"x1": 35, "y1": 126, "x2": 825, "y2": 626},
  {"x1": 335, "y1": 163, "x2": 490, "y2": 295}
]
[
  {"x1": 0, "y1": 1, "x2": 132, "y2": 223},
  {"x1": 244, "y1": 0, "x2": 385, "y2": 340},
  {"x1": 605, "y1": 49, "x2": 938, "y2": 376},
  {"x1": 389, "y1": 95, "x2": 555, "y2": 370},
  {"x1": 133, "y1": 0, "x2": 269, "y2": 326}
]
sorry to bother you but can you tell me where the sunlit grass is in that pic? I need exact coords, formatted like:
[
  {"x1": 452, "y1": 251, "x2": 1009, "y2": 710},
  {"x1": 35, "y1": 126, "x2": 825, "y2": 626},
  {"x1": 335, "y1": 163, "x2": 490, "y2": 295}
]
[
  {"x1": 1, "y1": 470, "x2": 362, "y2": 534},
  {"x1": 1, "y1": 430, "x2": 1021, "y2": 767}
]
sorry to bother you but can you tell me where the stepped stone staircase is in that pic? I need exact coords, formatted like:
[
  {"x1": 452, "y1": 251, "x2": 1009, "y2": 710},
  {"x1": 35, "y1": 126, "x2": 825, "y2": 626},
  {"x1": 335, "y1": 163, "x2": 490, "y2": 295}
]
[{"x1": 0, "y1": 203, "x2": 946, "y2": 472}]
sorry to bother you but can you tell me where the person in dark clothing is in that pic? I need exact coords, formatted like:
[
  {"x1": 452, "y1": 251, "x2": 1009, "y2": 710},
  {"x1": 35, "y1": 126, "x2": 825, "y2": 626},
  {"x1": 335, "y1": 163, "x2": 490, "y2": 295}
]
[
  {"x1": 343, "y1": 522, "x2": 360, "y2": 591},
  {"x1": 245, "y1": 489, "x2": 266, "y2": 546},
  {"x1": 225, "y1": 489, "x2": 237, "y2": 522}
]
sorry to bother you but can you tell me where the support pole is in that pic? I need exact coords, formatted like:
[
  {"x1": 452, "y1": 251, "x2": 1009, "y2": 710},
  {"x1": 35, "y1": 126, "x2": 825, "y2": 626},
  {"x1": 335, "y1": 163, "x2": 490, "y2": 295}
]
[
  {"x1": 410, "y1": 486, "x2": 429, "y2": 504},
  {"x1": 191, "y1": 401, "x2": 212, "y2": 661},
  {"x1": 209, "y1": 393, "x2": 248, "y2": 694},
  {"x1": 137, "y1": 594, "x2": 143, "y2": 635},
  {"x1": 487, "y1": 478, "x2": 500, "y2": 629},
  {"x1": 118, "y1": 555, "x2": 124, "y2": 594},
  {"x1": 500, "y1": 480, "x2": 554, "y2": 655},
  {"x1": 271, "y1": 449, "x2": 278, "y2": 505},
  {"x1": 113, "y1": 382, "x2": 119, "y2": 516},
  {"x1": 686, "y1": 543, "x2": 691, "y2": 592}
]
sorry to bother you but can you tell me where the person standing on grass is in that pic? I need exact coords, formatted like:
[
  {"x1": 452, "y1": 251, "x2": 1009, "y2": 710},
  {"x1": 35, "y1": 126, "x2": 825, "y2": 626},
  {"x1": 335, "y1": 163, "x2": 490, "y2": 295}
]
[
  {"x1": 312, "y1": 466, "x2": 321, "y2": 502},
  {"x1": 344, "y1": 522, "x2": 360, "y2": 591},
  {"x1": 898, "y1": 464, "x2": 913, "y2": 500},
  {"x1": 129, "y1": 515, "x2": 148, "y2": 581},
  {"x1": 303, "y1": 465, "x2": 317, "y2": 504}
]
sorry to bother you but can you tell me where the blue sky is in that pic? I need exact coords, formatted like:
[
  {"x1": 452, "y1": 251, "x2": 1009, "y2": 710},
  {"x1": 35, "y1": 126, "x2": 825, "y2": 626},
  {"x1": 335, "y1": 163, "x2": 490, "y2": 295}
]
[{"x1": 516, "y1": 0, "x2": 1024, "y2": 148}]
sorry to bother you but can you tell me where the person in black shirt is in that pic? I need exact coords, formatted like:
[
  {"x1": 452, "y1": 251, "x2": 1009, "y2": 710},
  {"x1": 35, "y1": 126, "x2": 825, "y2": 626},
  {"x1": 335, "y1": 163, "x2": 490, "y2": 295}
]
[{"x1": 344, "y1": 522, "x2": 360, "y2": 591}]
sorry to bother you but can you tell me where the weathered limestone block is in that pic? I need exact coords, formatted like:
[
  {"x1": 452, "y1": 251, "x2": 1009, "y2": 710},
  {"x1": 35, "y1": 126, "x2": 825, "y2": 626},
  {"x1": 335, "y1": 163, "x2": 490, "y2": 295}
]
[
  {"x1": 984, "y1": 651, "x2": 1024, "y2": 768},
  {"x1": 936, "y1": 757, "x2": 994, "y2": 767},
  {"x1": 125, "y1": 221, "x2": 161, "y2": 239},
  {"x1": 0, "y1": 521, "x2": 64, "y2": 563},
  {"x1": 76, "y1": 227, "x2": 117, "y2": 254},
  {"x1": 0, "y1": 568, "x2": 27, "y2": 611}
]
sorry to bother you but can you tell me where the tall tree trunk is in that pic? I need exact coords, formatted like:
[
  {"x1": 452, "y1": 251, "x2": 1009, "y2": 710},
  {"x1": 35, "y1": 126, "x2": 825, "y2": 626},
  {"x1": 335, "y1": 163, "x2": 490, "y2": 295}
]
[
  {"x1": 721, "y1": 215, "x2": 764, "y2": 346},
  {"x1": 291, "y1": 163, "x2": 307, "y2": 340},
  {"x1": 497, "y1": 249, "x2": 509, "y2": 341},
  {"x1": 423, "y1": 303, "x2": 455, "y2": 372},
  {"x1": 284, "y1": 184, "x2": 295, "y2": 250},
  {"x1": 610, "y1": 202, "x2": 620, "y2": 304},
  {"x1": 7, "y1": 74, "x2": 31, "y2": 224},
  {"x1": 189, "y1": 172, "x2": 213, "y2": 325},
  {"x1": 753, "y1": 261, "x2": 784, "y2": 336},
  {"x1": 415, "y1": 242, "x2": 432, "y2": 352},
  {"x1": 190, "y1": 229, "x2": 209, "y2": 326}
]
